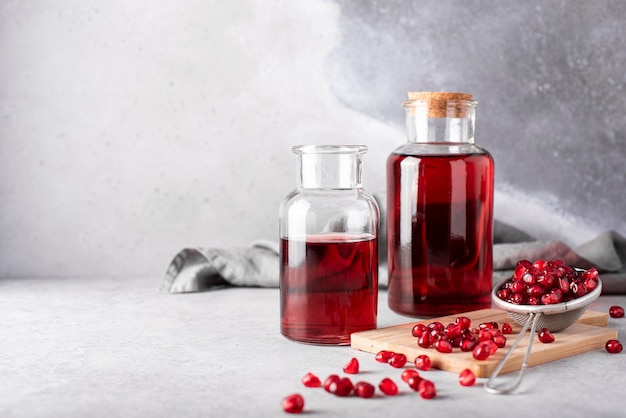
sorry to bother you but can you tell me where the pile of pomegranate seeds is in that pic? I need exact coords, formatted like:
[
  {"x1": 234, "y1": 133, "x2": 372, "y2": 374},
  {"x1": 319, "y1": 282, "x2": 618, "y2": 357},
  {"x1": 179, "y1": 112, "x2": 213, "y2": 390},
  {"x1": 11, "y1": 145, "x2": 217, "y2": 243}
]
[
  {"x1": 609, "y1": 305, "x2": 624, "y2": 318},
  {"x1": 411, "y1": 315, "x2": 511, "y2": 361},
  {"x1": 496, "y1": 259, "x2": 599, "y2": 306}
]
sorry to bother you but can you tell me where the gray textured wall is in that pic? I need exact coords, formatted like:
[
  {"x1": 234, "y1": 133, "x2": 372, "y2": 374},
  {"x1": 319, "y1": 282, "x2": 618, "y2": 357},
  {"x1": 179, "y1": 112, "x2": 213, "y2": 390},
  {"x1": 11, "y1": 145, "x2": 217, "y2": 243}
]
[
  {"x1": 0, "y1": 0, "x2": 624, "y2": 278},
  {"x1": 328, "y1": 0, "x2": 625, "y2": 237}
]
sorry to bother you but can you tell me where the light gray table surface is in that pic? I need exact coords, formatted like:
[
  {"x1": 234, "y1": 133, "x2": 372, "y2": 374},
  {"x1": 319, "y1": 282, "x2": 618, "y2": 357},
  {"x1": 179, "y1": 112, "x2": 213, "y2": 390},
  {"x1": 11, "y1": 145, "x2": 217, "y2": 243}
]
[{"x1": 1, "y1": 276, "x2": 625, "y2": 418}]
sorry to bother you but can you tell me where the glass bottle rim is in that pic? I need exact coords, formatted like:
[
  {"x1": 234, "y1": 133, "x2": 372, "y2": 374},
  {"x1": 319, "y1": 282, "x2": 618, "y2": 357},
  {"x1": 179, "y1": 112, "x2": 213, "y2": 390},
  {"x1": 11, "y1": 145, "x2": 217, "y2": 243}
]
[{"x1": 292, "y1": 144, "x2": 368, "y2": 155}]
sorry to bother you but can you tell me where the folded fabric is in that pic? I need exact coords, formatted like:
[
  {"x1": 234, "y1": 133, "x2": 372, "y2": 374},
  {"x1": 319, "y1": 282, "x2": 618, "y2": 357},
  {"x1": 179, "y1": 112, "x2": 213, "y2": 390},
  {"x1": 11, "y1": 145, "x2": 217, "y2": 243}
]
[
  {"x1": 161, "y1": 222, "x2": 626, "y2": 294},
  {"x1": 160, "y1": 240, "x2": 279, "y2": 293}
]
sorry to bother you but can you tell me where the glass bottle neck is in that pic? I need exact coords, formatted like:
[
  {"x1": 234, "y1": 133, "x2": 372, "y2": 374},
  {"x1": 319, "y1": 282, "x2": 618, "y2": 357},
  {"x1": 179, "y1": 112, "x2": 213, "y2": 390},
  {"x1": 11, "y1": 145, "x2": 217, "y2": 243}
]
[
  {"x1": 293, "y1": 145, "x2": 366, "y2": 189},
  {"x1": 404, "y1": 99, "x2": 476, "y2": 143}
]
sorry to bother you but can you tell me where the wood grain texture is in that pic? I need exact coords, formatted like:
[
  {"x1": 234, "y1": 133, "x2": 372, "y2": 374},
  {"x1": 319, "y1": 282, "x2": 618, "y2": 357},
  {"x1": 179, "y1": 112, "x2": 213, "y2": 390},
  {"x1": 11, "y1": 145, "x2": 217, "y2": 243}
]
[{"x1": 350, "y1": 309, "x2": 616, "y2": 378}]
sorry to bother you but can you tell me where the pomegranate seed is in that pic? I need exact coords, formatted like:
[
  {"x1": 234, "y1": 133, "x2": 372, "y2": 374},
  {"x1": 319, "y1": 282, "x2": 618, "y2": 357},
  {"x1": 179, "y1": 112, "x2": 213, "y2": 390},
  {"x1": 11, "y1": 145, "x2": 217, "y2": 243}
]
[
  {"x1": 582, "y1": 267, "x2": 599, "y2": 281},
  {"x1": 411, "y1": 323, "x2": 427, "y2": 337},
  {"x1": 478, "y1": 329, "x2": 492, "y2": 342},
  {"x1": 282, "y1": 393, "x2": 304, "y2": 414},
  {"x1": 417, "y1": 379, "x2": 436, "y2": 399},
  {"x1": 328, "y1": 377, "x2": 354, "y2": 397},
  {"x1": 427, "y1": 321, "x2": 445, "y2": 336},
  {"x1": 418, "y1": 332, "x2": 433, "y2": 348},
  {"x1": 388, "y1": 353, "x2": 407, "y2": 368},
  {"x1": 434, "y1": 338, "x2": 453, "y2": 353},
  {"x1": 537, "y1": 273, "x2": 556, "y2": 289},
  {"x1": 527, "y1": 284, "x2": 545, "y2": 297},
  {"x1": 343, "y1": 357, "x2": 359, "y2": 374},
  {"x1": 455, "y1": 316, "x2": 472, "y2": 330},
  {"x1": 301, "y1": 372, "x2": 321, "y2": 388},
  {"x1": 522, "y1": 270, "x2": 538, "y2": 285},
  {"x1": 458, "y1": 368, "x2": 476, "y2": 387},
  {"x1": 460, "y1": 338, "x2": 476, "y2": 352},
  {"x1": 609, "y1": 306, "x2": 625, "y2": 318},
  {"x1": 375, "y1": 350, "x2": 394, "y2": 363},
  {"x1": 414, "y1": 354, "x2": 431, "y2": 371},
  {"x1": 538, "y1": 328, "x2": 555, "y2": 343},
  {"x1": 401, "y1": 369, "x2": 420, "y2": 383},
  {"x1": 509, "y1": 279, "x2": 526, "y2": 294},
  {"x1": 513, "y1": 261, "x2": 530, "y2": 280},
  {"x1": 354, "y1": 381, "x2": 375, "y2": 398},
  {"x1": 605, "y1": 339, "x2": 623, "y2": 354},
  {"x1": 492, "y1": 333, "x2": 507, "y2": 348},
  {"x1": 508, "y1": 292, "x2": 526, "y2": 305},
  {"x1": 570, "y1": 281, "x2": 587, "y2": 298},
  {"x1": 407, "y1": 375, "x2": 423, "y2": 391},
  {"x1": 584, "y1": 276, "x2": 599, "y2": 291},
  {"x1": 472, "y1": 342, "x2": 491, "y2": 360},
  {"x1": 501, "y1": 323, "x2": 513, "y2": 334},
  {"x1": 497, "y1": 288, "x2": 512, "y2": 300},
  {"x1": 558, "y1": 277, "x2": 570, "y2": 294},
  {"x1": 378, "y1": 378, "x2": 398, "y2": 396},
  {"x1": 445, "y1": 323, "x2": 463, "y2": 339},
  {"x1": 323, "y1": 374, "x2": 340, "y2": 393},
  {"x1": 479, "y1": 321, "x2": 499, "y2": 330},
  {"x1": 548, "y1": 259, "x2": 565, "y2": 267}
]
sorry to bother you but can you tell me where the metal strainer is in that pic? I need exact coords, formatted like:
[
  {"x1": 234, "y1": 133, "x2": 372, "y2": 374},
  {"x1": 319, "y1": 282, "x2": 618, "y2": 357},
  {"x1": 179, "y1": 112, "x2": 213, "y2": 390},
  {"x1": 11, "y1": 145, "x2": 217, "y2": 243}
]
[{"x1": 485, "y1": 275, "x2": 602, "y2": 394}]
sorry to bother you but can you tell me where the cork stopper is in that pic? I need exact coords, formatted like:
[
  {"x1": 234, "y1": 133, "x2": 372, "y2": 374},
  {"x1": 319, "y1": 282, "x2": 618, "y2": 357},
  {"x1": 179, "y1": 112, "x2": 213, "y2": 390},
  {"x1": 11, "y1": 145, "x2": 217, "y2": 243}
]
[{"x1": 405, "y1": 92, "x2": 474, "y2": 118}]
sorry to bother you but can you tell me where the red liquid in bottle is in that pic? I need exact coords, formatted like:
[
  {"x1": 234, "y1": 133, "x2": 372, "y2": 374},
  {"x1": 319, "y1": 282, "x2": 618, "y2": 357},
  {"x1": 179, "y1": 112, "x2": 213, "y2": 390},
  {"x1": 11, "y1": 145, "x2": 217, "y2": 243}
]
[
  {"x1": 280, "y1": 233, "x2": 378, "y2": 344},
  {"x1": 386, "y1": 152, "x2": 494, "y2": 317}
]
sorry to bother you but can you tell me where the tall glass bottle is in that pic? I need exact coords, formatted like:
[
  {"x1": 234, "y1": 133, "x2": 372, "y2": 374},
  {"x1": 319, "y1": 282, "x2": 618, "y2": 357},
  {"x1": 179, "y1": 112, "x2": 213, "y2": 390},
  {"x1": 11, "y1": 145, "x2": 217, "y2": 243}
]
[
  {"x1": 279, "y1": 145, "x2": 379, "y2": 345},
  {"x1": 386, "y1": 92, "x2": 494, "y2": 317}
]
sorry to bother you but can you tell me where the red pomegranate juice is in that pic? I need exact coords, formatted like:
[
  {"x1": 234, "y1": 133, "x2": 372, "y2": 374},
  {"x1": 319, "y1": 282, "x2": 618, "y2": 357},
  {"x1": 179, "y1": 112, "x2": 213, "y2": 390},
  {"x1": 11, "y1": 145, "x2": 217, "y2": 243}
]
[
  {"x1": 386, "y1": 152, "x2": 494, "y2": 317},
  {"x1": 280, "y1": 233, "x2": 378, "y2": 344}
]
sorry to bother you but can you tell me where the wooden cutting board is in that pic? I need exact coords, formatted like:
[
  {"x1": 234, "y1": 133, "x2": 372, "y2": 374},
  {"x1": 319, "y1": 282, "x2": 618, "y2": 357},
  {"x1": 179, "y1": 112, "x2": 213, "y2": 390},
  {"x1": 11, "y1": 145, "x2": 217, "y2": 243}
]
[{"x1": 351, "y1": 309, "x2": 616, "y2": 378}]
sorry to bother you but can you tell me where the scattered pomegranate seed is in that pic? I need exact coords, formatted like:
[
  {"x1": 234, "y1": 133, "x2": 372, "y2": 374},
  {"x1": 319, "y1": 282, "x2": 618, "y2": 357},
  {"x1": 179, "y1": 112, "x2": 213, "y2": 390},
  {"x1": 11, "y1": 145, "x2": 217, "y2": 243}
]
[
  {"x1": 282, "y1": 393, "x2": 304, "y2": 414},
  {"x1": 609, "y1": 306, "x2": 625, "y2": 318},
  {"x1": 414, "y1": 354, "x2": 431, "y2": 371},
  {"x1": 354, "y1": 381, "x2": 376, "y2": 398},
  {"x1": 375, "y1": 350, "x2": 394, "y2": 363},
  {"x1": 378, "y1": 378, "x2": 399, "y2": 396},
  {"x1": 605, "y1": 339, "x2": 623, "y2": 354},
  {"x1": 417, "y1": 379, "x2": 436, "y2": 399},
  {"x1": 388, "y1": 353, "x2": 407, "y2": 368},
  {"x1": 458, "y1": 368, "x2": 476, "y2": 387},
  {"x1": 401, "y1": 369, "x2": 420, "y2": 383},
  {"x1": 407, "y1": 375, "x2": 423, "y2": 391},
  {"x1": 538, "y1": 328, "x2": 555, "y2": 343},
  {"x1": 323, "y1": 374, "x2": 340, "y2": 393},
  {"x1": 501, "y1": 323, "x2": 513, "y2": 334},
  {"x1": 301, "y1": 372, "x2": 321, "y2": 388},
  {"x1": 343, "y1": 357, "x2": 359, "y2": 374},
  {"x1": 328, "y1": 377, "x2": 354, "y2": 397}
]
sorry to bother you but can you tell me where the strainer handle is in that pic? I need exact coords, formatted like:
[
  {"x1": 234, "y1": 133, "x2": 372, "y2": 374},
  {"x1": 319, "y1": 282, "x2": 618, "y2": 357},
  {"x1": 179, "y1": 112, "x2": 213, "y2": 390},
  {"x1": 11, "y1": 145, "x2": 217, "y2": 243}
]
[{"x1": 485, "y1": 312, "x2": 541, "y2": 394}]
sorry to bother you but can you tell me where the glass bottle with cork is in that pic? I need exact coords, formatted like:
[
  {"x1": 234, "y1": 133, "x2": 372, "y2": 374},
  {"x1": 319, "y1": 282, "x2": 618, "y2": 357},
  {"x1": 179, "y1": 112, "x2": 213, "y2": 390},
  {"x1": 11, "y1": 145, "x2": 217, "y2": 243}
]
[{"x1": 386, "y1": 92, "x2": 494, "y2": 317}]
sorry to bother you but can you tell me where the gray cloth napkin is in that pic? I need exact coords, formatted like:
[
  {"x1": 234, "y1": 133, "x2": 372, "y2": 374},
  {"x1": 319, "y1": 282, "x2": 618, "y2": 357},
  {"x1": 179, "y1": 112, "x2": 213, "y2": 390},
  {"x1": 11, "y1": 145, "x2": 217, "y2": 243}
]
[{"x1": 160, "y1": 221, "x2": 626, "y2": 294}]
